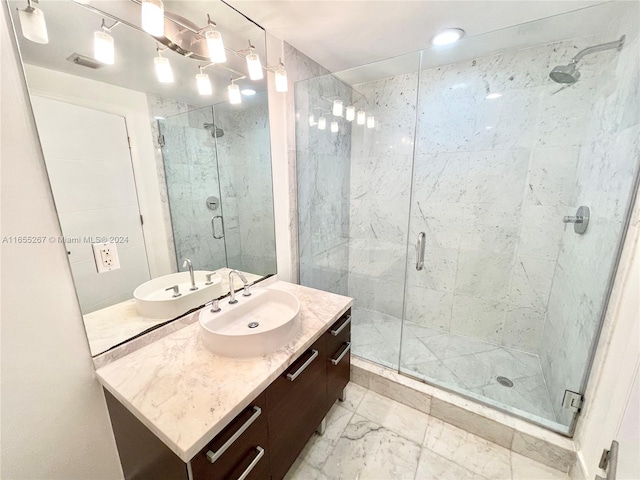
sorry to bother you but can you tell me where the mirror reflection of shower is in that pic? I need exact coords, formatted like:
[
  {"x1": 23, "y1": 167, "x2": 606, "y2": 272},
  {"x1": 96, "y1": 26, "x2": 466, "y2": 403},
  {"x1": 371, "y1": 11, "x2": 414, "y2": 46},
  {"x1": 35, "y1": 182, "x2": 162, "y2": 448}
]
[{"x1": 549, "y1": 35, "x2": 625, "y2": 84}]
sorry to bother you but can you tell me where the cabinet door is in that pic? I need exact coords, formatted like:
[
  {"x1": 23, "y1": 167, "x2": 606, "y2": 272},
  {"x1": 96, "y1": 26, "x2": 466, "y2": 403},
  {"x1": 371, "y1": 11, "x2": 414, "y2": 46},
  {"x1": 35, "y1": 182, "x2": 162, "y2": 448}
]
[
  {"x1": 326, "y1": 309, "x2": 351, "y2": 408},
  {"x1": 266, "y1": 336, "x2": 327, "y2": 480},
  {"x1": 191, "y1": 393, "x2": 270, "y2": 480}
]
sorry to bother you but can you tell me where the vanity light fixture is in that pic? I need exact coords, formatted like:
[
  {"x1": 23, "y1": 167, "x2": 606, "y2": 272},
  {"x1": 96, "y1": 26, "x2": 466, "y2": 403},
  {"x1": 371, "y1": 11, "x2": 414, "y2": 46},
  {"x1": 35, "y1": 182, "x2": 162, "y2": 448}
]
[
  {"x1": 68, "y1": 0, "x2": 290, "y2": 104},
  {"x1": 205, "y1": 28, "x2": 226, "y2": 63},
  {"x1": 309, "y1": 114, "x2": 316, "y2": 126},
  {"x1": 431, "y1": 28, "x2": 465, "y2": 46},
  {"x1": 367, "y1": 116, "x2": 375, "y2": 128},
  {"x1": 486, "y1": 92, "x2": 502, "y2": 99},
  {"x1": 332, "y1": 100, "x2": 343, "y2": 117},
  {"x1": 93, "y1": 19, "x2": 118, "y2": 65},
  {"x1": 331, "y1": 121, "x2": 339, "y2": 133},
  {"x1": 17, "y1": 0, "x2": 48, "y2": 44},
  {"x1": 318, "y1": 116, "x2": 327, "y2": 130},
  {"x1": 196, "y1": 66, "x2": 212, "y2": 95},
  {"x1": 154, "y1": 47, "x2": 174, "y2": 83},
  {"x1": 228, "y1": 80, "x2": 242, "y2": 104},
  {"x1": 245, "y1": 41, "x2": 264, "y2": 81},
  {"x1": 141, "y1": 0, "x2": 164, "y2": 37},
  {"x1": 275, "y1": 66, "x2": 288, "y2": 92},
  {"x1": 357, "y1": 110, "x2": 366, "y2": 125},
  {"x1": 345, "y1": 106, "x2": 355, "y2": 121}
]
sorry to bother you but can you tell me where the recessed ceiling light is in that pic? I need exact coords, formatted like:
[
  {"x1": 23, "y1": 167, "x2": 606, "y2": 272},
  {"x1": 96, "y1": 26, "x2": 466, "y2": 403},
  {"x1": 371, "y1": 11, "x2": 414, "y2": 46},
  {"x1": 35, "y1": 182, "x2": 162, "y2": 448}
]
[
  {"x1": 431, "y1": 28, "x2": 465, "y2": 46},
  {"x1": 241, "y1": 88, "x2": 256, "y2": 96},
  {"x1": 486, "y1": 92, "x2": 502, "y2": 99}
]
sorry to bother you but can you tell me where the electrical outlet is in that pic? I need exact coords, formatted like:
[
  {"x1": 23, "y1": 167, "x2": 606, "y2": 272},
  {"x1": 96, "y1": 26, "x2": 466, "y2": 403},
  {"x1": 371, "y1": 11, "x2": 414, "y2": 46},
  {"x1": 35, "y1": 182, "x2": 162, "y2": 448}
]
[{"x1": 92, "y1": 242, "x2": 121, "y2": 273}]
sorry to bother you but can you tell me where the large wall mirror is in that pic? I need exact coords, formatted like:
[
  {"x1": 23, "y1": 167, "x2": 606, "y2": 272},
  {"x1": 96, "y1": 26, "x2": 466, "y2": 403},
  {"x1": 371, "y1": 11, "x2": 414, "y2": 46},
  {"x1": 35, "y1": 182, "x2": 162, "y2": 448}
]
[{"x1": 8, "y1": 0, "x2": 277, "y2": 356}]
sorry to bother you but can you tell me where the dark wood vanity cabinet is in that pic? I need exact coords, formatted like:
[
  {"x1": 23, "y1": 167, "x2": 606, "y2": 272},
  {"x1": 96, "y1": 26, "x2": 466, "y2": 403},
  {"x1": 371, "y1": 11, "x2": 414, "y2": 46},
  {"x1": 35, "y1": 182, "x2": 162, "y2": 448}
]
[
  {"x1": 326, "y1": 310, "x2": 352, "y2": 409},
  {"x1": 105, "y1": 308, "x2": 351, "y2": 480},
  {"x1": 191, "y1": 392, "x2": 270, "y2": 480}
]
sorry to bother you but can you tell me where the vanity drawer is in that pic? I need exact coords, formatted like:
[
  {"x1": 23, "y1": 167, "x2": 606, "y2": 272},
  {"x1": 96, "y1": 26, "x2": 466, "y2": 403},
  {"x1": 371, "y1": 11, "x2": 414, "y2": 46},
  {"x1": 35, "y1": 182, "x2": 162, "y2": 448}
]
[
  {"x1": 326, "y1": 309, "x2": 351, "y2": 407},
  {"x1": 266, "y1": 335, "x2": 327, "y2": 480},
  {"x1": 191, "y1": 392, "x2": 270, "y2": 480}
]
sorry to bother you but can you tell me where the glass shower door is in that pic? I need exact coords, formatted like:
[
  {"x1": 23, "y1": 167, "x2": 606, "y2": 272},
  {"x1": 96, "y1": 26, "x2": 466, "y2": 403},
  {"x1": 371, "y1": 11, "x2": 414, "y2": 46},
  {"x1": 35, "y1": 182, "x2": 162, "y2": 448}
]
[
  {"x1": 158, "y1": 106, "x2": 230, "y2": 272},
  {"x1": 399, "y1": 7, "x2": 640, "y2": 434}
]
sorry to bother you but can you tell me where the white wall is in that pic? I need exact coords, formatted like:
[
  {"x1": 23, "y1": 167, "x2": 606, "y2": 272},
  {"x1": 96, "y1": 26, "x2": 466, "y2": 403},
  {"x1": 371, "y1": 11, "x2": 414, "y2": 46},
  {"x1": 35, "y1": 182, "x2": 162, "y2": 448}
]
[
  {"x1": 23, "y1": 64, "x2": 173, "y2": 280},
  {"x1": 0, "y1": 3, "x2": 123, "y2": 478},
  {"x1": 572, "y1": 189, "x2": 640, "y2": 479}
]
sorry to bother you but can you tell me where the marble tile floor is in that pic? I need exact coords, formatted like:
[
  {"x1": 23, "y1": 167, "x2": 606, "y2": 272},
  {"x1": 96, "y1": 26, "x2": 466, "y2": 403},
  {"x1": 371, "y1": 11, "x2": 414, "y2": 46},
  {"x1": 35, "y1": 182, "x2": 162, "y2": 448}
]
[
  {"x1": 350, "y1": 307, "x2": 557, "y2": 424},
  {"x1": 285, "y1": 383, "x2": 568, "y2": 480}
]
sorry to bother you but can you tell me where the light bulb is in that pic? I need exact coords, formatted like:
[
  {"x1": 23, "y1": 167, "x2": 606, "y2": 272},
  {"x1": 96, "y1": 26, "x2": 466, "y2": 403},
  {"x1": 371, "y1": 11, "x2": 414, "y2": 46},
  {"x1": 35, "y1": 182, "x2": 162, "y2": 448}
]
[
  {"x1": 205, "y1": 30, "x2": 226, "y2": 63},
  {"x1": 228, "y1": 84, "x2": 241, "y2": 104},
  {"x1": 318, "y1": 116, "x2": 327, "y2": 130},
  {"x1": 93, "y1": 30, "x2": 114, "y2": 65},
  {"x1": 431, "y1": 28, "x2": 465, "y2": 46},
  {"x1": 357, "y1": 110, "x2": 366, "y2": 125},
  {"x1": 345, "y1": 106, "x2": 355, "y2": 121},
  {"x1": 154, "y1": 56, "x2": 173, "y2": 83},
  {"x1": 486, "y1": 92, "x2": 502, "y2": 99},
  {"x1": 18, "y1": 5, "x2": 48, "y2": 44},
  {"x1": 332, "y1": 100, "x2": 343, "y2": 117},
  {"x1": 241, "y1": 88, "x2": 256, "y2": 96},
  {"x1": 196, "y1": 73, "x2": 212, "y2": 95},
  {"x1": 309, "y1": 114, "x2": 315, "y2": 126},
  {"x1": 246, "y1": 53, "x2": 263, "y2": 81},
  {"x1": 331, "y1": 121, "x2": 339, "y2": 133},
  {"x1": 367, "y1": 116, "x2": 375, "y2": 128},
  {"x1": 141, "y1": 0, "x2": 164, "y2": 37},
  {"x1": 275, "y1": 69, "x2": 288, "y2": 93}
]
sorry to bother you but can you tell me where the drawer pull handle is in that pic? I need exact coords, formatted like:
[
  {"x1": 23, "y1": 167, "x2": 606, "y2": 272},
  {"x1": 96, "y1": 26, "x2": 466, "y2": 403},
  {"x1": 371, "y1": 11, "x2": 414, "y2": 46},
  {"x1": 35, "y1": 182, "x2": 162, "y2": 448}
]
[
  {"x1": 331, "y1": 342, "x2": 351, "y2": 365},
  {"x1": 330, "y1": 315, "x2": 351, "y2": 336},
  {"x1": 286, "y1": 349, "x2": 319, "y2": 381},
  {"x1": 237, "y1": 446, "x2": 265, "y2": 480},
  {"x1": 206, "y1": 406, "x2": 262, "y2": 464}
]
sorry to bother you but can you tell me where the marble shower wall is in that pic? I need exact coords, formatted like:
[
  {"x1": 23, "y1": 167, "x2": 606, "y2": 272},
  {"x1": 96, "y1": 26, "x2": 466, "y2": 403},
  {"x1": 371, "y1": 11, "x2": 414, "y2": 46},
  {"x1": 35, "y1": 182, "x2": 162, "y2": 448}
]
[
  {"x1": 540, "y1": 24, "x2": 640, "y2": 423},
  {"x1": 214, "y1": 101, "x2": 277, "y2": 276},
  {"x1": 349, "y1": 34, "x2": 626, "y2": 359},
  {"x1": 296, "y1": 74, "x2": 357, "y2": 296}
]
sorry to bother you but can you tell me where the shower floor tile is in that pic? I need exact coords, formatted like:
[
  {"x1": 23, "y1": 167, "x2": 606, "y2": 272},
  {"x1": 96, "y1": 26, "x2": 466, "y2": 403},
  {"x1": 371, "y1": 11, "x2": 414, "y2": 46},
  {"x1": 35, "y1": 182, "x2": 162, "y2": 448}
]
[
  {"x1": 284, "y1": 383, "x2": 568, "y2": 480},
  {"x1": 350, "y1": 306, "x2": 557, "y2": 423}
]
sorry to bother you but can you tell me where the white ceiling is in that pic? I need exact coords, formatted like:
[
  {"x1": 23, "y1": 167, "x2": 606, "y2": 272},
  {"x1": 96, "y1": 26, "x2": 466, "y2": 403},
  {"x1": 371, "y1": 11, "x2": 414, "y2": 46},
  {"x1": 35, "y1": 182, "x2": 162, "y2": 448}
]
[{"x1": 227, "y1": 0, "x2": 610, "y2": 72}]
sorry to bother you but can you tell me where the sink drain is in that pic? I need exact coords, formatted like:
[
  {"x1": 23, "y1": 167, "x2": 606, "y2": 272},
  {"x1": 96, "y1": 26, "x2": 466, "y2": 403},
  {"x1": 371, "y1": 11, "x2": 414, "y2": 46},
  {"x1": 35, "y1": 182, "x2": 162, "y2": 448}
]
[
  {"x1": 248, "y1": 322, "x2": 259, "y2": 329},
  {"x1": 497, "y1": 376, "x2": 514, "y2": 388}
]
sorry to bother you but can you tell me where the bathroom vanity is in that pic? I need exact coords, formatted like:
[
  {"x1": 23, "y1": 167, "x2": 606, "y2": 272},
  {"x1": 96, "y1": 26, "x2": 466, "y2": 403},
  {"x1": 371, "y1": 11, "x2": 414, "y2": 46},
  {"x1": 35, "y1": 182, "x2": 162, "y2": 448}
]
[{"x1": 95, "y1": 282, "x2": 352, "y2": 480}]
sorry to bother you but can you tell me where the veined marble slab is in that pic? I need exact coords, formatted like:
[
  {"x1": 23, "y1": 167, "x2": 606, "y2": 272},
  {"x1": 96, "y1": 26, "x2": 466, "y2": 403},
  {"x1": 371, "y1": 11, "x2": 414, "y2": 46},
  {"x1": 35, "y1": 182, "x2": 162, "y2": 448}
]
[{"x1": 95, "y1": 281, "x2": 352, "y2": 462}]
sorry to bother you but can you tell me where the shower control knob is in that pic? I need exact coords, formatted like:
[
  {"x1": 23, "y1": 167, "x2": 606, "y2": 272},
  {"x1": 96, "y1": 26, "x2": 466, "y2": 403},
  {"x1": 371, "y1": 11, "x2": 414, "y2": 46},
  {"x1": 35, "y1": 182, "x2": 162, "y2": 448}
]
[{"x1": 563, "y1": 206, "x2": 590, "y2": 234}]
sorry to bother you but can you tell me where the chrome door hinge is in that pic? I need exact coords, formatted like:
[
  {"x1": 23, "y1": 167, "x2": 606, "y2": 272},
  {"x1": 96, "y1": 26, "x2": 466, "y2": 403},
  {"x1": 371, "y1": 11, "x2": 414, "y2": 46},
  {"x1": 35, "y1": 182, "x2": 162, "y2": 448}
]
[
  {"x1": 157, "y1": 135, "x2": 165, "y2": 147},
  {"x1": 596, "y1": 440, "x2": 619, "y2": 480},
  {"x1": 140, "y1": 214, "x2": 144, "y2": 226},
  {"x1": 127, "y1": 136, "x2": 132, "y2": 148},
  {"x1": 562, "y1": 390, "x2": 584, "y2": 413}
]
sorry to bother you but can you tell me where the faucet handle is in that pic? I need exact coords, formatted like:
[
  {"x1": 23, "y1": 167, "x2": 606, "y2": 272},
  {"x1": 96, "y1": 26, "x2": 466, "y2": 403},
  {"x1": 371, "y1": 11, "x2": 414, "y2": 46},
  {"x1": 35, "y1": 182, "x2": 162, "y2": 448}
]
[
  {"x1": 242, "y1": 282, "x2": 253, "y2": 297},
  {"x1": 210, "y1": 299, "x2": 221, "y2": 313},
  {"x1": 165, "y1": 285, "x2": 181, "y2": 298}
]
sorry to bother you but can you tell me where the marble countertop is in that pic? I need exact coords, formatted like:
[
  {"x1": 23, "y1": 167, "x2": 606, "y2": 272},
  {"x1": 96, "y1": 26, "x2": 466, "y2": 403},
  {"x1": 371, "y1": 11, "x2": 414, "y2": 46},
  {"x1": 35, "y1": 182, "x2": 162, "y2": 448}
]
[
  {"x1": 84, "y1": 268, "x2": 263, "y2": 356},
  {"x1": 95, "y1": 281, "x2": 352, "y2": 462}
]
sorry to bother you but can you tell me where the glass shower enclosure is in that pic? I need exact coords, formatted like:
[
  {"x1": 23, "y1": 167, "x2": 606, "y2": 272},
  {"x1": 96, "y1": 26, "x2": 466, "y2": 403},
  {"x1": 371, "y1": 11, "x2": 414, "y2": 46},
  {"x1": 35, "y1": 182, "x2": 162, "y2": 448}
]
[{"x1": 295, "y1": 2, "x2": 640, "y2": 434}]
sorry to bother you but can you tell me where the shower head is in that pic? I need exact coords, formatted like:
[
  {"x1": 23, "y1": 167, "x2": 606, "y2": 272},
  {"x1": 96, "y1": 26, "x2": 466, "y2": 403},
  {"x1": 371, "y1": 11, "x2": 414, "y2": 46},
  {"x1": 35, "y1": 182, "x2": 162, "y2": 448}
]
[
  {"x1": 549, "y1": 35, "x2": 625, "y2": 84},
  {"x1": 203, "y1": 123, "x2": 224, "y2": 138},
  {"x1": 549, "y1": 62, "x2": 581, "y2": 84}
]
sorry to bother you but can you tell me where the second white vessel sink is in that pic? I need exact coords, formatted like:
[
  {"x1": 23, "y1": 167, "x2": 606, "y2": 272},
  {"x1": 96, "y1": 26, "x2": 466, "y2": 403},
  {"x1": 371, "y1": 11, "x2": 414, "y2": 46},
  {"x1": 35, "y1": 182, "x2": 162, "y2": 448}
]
[
  {"x1": 134, "y1": 271, "x2": 223, "y2": 319},
  {"x1": 199, "y1": 288, "x2": 300, "y2": 358}
]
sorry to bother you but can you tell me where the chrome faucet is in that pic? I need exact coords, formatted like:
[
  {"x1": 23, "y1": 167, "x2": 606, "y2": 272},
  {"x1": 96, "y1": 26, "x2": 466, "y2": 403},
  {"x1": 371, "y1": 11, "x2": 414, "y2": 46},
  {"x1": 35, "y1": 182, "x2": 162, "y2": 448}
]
[
  {"x1": 182, "y1": 258, "x2": 198, "y2": 291},
  {"x1": 228, "y1": 270, "x2": 249, "y2": 304}
]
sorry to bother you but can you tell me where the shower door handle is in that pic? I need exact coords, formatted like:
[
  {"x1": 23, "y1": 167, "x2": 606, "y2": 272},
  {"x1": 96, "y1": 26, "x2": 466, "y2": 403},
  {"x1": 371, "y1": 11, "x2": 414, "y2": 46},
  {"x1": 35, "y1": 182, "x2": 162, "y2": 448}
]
[
  {"x1": 416, "y1": 232, "x2": 425, "y2": 271},
  {"x1": 211, "y1": 215, "x2": 225, "y2": 239}
]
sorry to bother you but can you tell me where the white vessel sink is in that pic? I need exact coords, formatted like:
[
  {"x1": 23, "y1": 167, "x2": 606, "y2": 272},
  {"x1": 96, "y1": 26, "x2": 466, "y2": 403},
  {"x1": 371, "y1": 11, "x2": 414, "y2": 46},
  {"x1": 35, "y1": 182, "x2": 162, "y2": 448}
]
[
  {"x1": 134, "y1": 271, "x2": 223, "y2": 319},
  {"x1": 199, "y1": 288, "x2": 300, "y2": 358}
]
